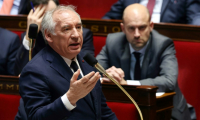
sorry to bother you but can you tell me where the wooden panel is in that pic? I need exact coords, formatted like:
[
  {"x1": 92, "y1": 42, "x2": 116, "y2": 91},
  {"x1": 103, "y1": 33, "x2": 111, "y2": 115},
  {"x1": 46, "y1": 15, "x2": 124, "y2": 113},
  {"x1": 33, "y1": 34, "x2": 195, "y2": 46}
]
[
  {"x1": 0, "y1": 75, "x2": 175, "y2": 120},
  {"x1": 1, "y1": 15, "x2": 200, "y2": 42}
]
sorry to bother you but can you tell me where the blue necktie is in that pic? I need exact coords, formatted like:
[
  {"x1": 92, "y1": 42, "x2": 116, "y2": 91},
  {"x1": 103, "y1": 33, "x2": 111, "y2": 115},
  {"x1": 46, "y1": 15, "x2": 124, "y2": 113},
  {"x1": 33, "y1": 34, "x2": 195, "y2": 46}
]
[{"x1": 133, "y1": 52, "x2": 141, "y2": 80}]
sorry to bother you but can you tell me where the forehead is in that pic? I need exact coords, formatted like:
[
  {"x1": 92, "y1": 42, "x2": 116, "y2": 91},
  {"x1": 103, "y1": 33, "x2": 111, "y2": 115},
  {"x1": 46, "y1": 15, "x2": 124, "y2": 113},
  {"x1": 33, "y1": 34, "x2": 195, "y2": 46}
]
[
  {"x1": 53, "y1": 10, "x2": 81, "y2": 26},
  {"x1": 124, "y1": 10, "x2": 149, "y2": 26}
]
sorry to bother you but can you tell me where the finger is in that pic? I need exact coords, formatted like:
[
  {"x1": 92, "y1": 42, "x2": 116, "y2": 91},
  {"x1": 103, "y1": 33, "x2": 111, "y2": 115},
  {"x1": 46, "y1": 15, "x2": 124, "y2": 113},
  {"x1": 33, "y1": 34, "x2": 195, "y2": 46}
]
[
  {"x1": 71, "y1": 69, "x2": 80, "y2": 82},
  {"x1": 85, "y1": 72, "x2": 100, "y2": 86},
  {"x1": 33, "y1": 5, "x2": 43, "y2": 15},
  {"x1": 36, "y1": 5, "x2": 47, "y2": 18},
  {"x1": 101, "y1": 77, "x2": 111, "y2": 82},
  {"x1": 115, "y1": 68, "x2": 125, "y2": 78},
  {"x1": 112, "y1": 72, "x2": 122, "y2": 82},
  {"x1": 86, "y1": 74, "x2": 100, "y2": 91},
  {"x1": 80, "y1": 71, "x2": 95, "y2": 83}
]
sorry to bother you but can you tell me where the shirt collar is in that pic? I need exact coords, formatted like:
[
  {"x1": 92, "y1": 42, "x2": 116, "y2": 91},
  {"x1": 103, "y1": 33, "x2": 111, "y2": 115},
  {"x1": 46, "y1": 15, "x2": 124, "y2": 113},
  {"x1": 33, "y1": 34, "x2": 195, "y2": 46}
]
[{"x1": 61, "y1": 56, "x2": 78, "y2": 67}]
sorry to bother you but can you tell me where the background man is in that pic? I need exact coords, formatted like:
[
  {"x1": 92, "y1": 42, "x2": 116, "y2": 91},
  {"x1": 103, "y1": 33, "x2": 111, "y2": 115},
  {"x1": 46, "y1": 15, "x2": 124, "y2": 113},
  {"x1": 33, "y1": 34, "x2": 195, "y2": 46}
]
[
  {"x1": 19, "y1": 5, "x2": 118, "y2": 120},
  {"x1": 97, "y1": 3, "x2": 191, "y2": 120},
  {"x1": 102, "y1": 0, "x2": 200, "y2": 25},
  {"x1": 0, "y1": 28, "x2": 20, "y2": 75}
]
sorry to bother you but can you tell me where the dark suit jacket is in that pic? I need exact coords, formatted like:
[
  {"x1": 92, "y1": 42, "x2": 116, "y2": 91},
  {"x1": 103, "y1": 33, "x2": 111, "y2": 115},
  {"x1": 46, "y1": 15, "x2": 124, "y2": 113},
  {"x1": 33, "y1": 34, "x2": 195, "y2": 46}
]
[
  {"x1": 96, "y1": 30, "x2": 191, "y2": 120},
  {"x1": 0, "y1": 28, "x2": 20, "y2": 75},
  {"x1": 18, "y1": 0, "x2": 29, "y2": 14},
  {"x1": 103, "y1": 0, "x2": 200, "y2": 25},
  {"x1": 14, "y1": 28, "x2": 94, "y2": 75},
  {"x1": 19, "y1": 45, "x2": 117, "y2": 120}
]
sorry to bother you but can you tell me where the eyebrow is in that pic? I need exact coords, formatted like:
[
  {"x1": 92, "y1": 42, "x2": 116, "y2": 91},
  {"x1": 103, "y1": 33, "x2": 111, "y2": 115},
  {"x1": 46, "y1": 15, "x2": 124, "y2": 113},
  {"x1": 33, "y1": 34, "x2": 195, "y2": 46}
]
[{"x1": 61, "y1": 23, "x2": 82, "y2": 28}]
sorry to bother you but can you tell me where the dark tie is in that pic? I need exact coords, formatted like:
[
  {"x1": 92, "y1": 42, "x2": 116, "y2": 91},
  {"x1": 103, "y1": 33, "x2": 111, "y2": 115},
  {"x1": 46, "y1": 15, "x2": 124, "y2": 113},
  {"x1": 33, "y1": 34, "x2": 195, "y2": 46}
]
[
  {"x1": 147, "y1": 0, "x2": 156, "y2": 17},
  {"x1": 70, "y1": 61, "x2": 82, "y2": 79},
  {"x1": 133, "y1": 52, "x2": 141, "y2": 80}
]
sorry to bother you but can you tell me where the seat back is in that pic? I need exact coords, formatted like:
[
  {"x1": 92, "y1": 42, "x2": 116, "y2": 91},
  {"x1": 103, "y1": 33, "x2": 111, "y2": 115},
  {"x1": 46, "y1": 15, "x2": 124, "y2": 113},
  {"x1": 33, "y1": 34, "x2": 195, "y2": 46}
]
[
  {"x1": 0, "y1": 94, "x2": 20, "y2": 120},
  {"x1": 59, "y1": 0, "x2": 118, "y2": 18},
  {"x1": 174, "y1": 41, "x2": 200, "y2": 120}
]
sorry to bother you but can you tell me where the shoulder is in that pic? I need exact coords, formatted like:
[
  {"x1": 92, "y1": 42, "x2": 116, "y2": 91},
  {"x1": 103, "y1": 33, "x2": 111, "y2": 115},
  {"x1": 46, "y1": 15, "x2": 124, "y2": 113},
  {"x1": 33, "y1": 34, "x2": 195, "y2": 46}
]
[
  {"x1": 106, "y1": 32, "x2": 126, "y2": 44},
  {"x1": 151, "y1": 30, "x2": 173, "y2": 45},
  {"x1": 0, "y1": 28, "x2": 19, "y2": 39}
]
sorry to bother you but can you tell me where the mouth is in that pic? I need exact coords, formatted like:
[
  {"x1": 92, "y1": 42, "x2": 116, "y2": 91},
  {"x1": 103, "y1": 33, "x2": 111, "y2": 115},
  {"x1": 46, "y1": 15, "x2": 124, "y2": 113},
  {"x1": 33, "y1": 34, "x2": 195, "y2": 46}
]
[{"x1": 69, "y1": 43, "x2": 81, "y2": 49}]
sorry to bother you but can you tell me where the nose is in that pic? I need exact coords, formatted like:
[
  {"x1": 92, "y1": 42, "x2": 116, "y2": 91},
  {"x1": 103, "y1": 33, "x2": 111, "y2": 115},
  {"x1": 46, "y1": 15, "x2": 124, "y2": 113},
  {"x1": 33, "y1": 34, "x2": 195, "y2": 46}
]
[
  {"x1": 134, "y1": 28, "x2": 140, "y2": 38},
  {"x1": 71, "y1": 28, "x2": 80, "y2": 39}
]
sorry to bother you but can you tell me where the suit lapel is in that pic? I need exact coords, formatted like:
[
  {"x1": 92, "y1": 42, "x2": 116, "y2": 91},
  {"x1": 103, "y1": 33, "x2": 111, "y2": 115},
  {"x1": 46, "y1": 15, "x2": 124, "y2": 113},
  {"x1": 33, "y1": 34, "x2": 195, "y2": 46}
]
[
  {"x1": 120, "y1": 42, "x2": 131, "y2": 80},
  {"x1": 45, "y1": 46, "x2": 73, "y2": 82},
  {"x1": 160, "y1": 0, "x2": 170, "y2": 20},
  {"x1": 45, "y1": 47, "x2": 96, "y2": 113},
  {"x1": 77, "y1": 54, "x2": 96, "y2": 113}
]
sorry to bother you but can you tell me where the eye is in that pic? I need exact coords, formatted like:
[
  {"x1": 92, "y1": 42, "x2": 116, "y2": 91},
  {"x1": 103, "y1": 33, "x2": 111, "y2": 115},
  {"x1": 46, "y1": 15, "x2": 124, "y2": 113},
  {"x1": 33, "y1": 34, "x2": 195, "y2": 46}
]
[
  {"x1": 65, "y1": 28, "x2": 69, "y2": 31},
  {"x1": 128, "y1": 27, "x2": 135, "y2": 31},
  {"x1": 76, "y1": 26, "x2": 82, "y2": 29},
  {"x1": 139, "y1": 26, "x2": 147, "y2": 31}
]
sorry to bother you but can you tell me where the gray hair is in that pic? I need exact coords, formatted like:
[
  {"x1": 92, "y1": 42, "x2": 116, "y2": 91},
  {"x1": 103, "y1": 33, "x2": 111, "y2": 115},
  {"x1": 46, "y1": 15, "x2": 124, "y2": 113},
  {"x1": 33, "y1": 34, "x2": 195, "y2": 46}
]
[{"x1": 41, "y1": 5, "x2": 81, "y2": 42}]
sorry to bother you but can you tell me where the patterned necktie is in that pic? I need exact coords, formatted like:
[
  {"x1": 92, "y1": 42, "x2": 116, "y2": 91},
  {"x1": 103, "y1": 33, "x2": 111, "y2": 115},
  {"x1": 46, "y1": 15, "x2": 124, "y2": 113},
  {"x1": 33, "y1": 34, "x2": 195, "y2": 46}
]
[
  {"x1": 133, "y1": 52, "x2": 141, "y2": 80},
  {"x1": 0, "y1": 0, "x2": 14, "y2": 14},
  {"x1": 147, "y1": 0, "x2": 156, "y2": 17}
]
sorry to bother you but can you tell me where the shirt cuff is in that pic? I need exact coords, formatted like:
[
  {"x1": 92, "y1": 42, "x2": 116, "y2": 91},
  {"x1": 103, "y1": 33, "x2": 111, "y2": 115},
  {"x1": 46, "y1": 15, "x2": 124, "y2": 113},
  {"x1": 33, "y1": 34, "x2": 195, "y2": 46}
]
[
  {"x1": 127, "y1": 80, "x2": 141, "y2": 85},
  {"x1": 61, "y1": 94, "x2": 76, "y2": 111},
  {"x1": 22, "y1": 36, "x2": 30, "y2": 50}
]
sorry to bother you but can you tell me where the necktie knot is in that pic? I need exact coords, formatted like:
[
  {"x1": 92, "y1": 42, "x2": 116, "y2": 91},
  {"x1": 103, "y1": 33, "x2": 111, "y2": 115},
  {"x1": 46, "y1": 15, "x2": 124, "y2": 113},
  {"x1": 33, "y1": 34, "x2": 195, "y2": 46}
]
[
  {"x1": 70, "y1": 61, "x2": 79, "y2": 72},
  {"x1": 133, "y1": 52, "x2": 141, "y2": 60}
]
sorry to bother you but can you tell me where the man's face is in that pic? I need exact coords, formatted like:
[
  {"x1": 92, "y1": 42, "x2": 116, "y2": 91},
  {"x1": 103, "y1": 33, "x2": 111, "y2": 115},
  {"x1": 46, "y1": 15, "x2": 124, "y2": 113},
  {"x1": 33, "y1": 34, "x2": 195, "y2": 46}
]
[
  {"x1": 121, "y1": 12, "x2": 153, "y2": 51},
  {"x1": 46, "y1": 10, "x2": 83, "y2": 59}
]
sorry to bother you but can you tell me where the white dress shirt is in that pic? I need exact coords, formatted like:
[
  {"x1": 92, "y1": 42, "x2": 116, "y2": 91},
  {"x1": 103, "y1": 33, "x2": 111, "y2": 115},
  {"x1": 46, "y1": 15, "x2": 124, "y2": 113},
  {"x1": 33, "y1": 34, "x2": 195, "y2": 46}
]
[
  {"x1": 0, "y1": 0, "x2": 21, "y2": 15},
  {"x1": 140, "y1": 0, "x2": 163, "y2": 23}
]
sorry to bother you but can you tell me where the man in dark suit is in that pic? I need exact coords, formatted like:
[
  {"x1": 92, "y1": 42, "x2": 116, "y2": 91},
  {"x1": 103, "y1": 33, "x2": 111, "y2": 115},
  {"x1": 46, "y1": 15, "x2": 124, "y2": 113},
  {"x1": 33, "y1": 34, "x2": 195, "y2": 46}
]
[
  {"x1": 0, "y1": 28, "x2": 20, "y2": 75},
  {"x1": 102, "y1": 0, "x2": 200, "y2": 25},
  {"x1": 97, "y1": 4, "x2": 191, "y2": 120},
  {"x1": 19, "y1": 5, "x2": 117, "y2": 120}
]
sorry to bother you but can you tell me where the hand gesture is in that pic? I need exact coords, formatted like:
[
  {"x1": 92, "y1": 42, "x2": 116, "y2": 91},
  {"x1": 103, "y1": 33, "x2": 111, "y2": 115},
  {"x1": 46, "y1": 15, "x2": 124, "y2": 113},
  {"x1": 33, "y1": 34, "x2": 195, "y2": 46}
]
[{"x1": 66, "y1": 69, "x2": 101, "y2": 105}]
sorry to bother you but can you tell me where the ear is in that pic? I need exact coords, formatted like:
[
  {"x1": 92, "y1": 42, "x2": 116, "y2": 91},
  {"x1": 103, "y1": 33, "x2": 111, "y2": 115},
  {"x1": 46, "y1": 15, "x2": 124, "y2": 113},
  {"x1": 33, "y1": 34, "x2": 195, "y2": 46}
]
[
  {"x1": 120, "y1": 23, "x2": 125, "y2": 33},
  {"x1": 149, "y1": 21, "x2": 154, "y2": 31},
  {"x1": 44, "y1": 30, "x2": 53, "y2": 43}
]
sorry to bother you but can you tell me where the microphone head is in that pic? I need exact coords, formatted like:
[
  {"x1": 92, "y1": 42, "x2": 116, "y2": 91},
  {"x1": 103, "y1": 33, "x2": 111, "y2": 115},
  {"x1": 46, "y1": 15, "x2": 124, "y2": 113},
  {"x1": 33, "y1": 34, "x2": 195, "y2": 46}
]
[
  {"x1": 28, "y1": 24, "x2": 38, "y2": 39},
  {"x1": 83, "y1": 53, "x2": 98, "y2": 67}
]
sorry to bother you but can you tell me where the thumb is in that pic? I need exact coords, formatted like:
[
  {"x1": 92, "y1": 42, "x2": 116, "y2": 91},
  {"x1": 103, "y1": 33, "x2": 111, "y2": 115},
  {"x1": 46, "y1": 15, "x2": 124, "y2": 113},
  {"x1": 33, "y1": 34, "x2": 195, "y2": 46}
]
[{"x1": 71, "y1": 69, "x2": 80, "y2": 82}]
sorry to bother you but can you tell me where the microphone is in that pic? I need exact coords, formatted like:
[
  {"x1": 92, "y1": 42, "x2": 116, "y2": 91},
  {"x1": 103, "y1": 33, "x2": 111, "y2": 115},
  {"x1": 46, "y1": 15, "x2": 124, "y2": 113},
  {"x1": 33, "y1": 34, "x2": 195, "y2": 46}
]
[
  {"x1": 28, "y1": 24, "x2": 38, "y2": 61},
  {"x1": 83, "y1": 53, "x2": 143, "y2": 120}
]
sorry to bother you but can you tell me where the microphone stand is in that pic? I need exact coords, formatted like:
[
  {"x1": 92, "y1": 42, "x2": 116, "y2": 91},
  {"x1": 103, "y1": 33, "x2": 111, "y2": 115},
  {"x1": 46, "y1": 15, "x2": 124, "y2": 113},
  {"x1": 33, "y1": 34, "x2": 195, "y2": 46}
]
[
  {"x1": 29, "y1": 38, "x2": 32, "y2": 61},
  {"x1": 95, "y1": 63, "x2": 143, "y2": 120}
]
